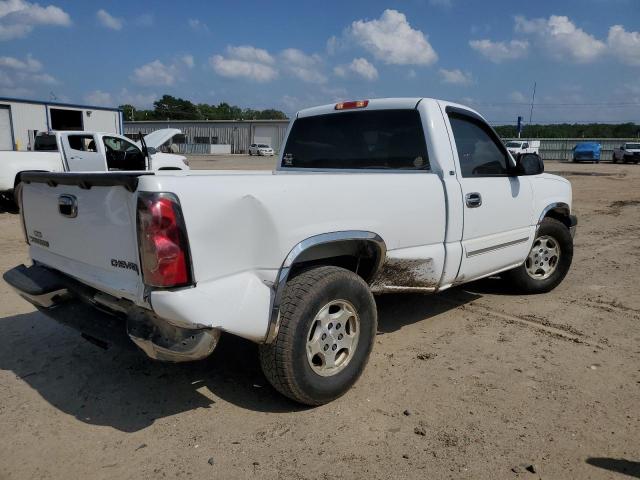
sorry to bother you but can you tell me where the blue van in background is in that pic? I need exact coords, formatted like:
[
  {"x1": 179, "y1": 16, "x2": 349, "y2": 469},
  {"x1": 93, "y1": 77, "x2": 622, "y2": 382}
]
[{"x1": 572, "y1": 142, "x2": 601, "y2": 163}]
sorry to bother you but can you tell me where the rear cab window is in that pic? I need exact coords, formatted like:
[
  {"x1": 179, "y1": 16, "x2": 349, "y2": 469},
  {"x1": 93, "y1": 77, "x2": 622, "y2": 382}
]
[{"x1": 281, "y1": 109, "x2": 429, "y2": 170}]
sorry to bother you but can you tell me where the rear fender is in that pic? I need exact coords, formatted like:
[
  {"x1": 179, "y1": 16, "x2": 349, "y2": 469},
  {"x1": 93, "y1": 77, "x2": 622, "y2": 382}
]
[{"x1": 264, "y1": 231, "x2": 386, "y2": 343}]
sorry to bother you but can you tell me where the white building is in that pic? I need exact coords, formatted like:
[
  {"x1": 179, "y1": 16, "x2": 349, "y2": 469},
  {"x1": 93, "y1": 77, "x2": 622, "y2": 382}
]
[{"x1": 0, "y1": 96, "x2": 123, "y2": 151}]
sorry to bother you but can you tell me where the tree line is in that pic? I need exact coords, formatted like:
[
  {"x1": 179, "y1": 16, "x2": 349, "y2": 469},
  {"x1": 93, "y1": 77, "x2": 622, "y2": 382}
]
[
  {"x1": 120, "y1": 96, "x2": 638, "y2": 138},
  {"x1": 494, "y1": 123, "x2": 640, "y2": 139},
  {"x1": 119, "y1": 95, "x2": 288, "y2": 121}
]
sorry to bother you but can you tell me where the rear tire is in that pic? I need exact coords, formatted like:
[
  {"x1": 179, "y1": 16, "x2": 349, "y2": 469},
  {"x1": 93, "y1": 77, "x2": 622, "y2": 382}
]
[
  {"x1": 502, "y1": 217, "x2": 573, "y2": 294},
  {"x1": 259, "y1": 266, "x2": 377, "y2": 405}
]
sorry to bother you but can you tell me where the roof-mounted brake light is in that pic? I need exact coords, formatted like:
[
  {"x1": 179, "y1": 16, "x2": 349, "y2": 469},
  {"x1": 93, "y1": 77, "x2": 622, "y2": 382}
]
[{"x1": 335, "y1": 100, "x2": 369, "y2": 110}]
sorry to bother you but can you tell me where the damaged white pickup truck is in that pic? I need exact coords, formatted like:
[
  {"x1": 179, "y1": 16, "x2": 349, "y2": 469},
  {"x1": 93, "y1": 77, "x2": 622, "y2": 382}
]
[{"x1": 4, "y1": 98, "x2": 577, "y2": 405}]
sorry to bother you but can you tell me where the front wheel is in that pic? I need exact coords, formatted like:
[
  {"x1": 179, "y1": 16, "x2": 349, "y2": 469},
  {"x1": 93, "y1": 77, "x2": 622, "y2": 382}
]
[
  {"x1": 259, "y1": 266, "x2": 377, "y2": 405},
  {"x1": 502, "y1": 217, "x2": 573, "y2": 294}
]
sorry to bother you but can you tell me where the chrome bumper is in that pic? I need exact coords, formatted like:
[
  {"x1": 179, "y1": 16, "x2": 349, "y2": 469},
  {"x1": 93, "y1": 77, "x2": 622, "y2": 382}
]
[{"x1": 3, "y1": 264, "x2": 220, "y2": 362}]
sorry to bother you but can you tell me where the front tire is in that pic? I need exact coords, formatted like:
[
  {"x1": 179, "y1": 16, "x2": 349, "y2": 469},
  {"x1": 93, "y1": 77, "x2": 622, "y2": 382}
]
[
  {"x1": 502, "y1": 217, "x2": 573, "y2": 294},
  {"x1": 259, "y1": 266, "x2": 377, "y2": 405}
]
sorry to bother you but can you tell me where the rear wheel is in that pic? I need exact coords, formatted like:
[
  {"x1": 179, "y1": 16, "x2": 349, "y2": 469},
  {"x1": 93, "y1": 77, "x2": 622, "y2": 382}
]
[
  {"x1": 259, "y1": 266, "x2": 377, "y2": 405},
  {"x1": 502, "y1": 217, "x2": 573, "y2": 294}
]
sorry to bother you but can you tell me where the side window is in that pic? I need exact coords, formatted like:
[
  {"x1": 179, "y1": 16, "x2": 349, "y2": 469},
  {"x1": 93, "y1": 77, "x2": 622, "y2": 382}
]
[
  {"x1": 68, "y1": 135, "x2": 97, "y2": 152},
  {"x1": 103, "y1": 136, "x2": 139, "y2": 153},
  {"x1": 522, "y1": 143, "x2": 529, "y2": 149},
  {"x1": 448, "y1": 114, "x2": 509, "y2": 177}
]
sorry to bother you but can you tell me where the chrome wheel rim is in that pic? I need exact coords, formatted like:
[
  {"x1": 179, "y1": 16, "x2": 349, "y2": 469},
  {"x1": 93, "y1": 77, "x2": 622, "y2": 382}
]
[
  {"x1": 525, "y1": 235, "x2": 561, "y2": 280},
  {"x1": 306, "y1": 300, "x2": 360, "y2": 377}
]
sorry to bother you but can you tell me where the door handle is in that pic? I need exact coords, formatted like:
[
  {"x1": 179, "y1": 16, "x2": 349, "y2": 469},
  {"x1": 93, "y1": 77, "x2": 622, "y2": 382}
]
[{"x1": 465, "y1": 192, "x2": 482, "y2": 208}]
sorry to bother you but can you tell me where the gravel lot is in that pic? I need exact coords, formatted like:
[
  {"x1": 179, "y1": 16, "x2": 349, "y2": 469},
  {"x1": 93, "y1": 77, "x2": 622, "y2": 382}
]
[{"x1": 0, "y1": 158, "x2": 638, "y2": 479}]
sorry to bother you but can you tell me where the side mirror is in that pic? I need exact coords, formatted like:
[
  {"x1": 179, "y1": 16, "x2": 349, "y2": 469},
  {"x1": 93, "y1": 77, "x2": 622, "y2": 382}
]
[{"x1": 515, "y1": 153, "x2": 544, "y2": 175}]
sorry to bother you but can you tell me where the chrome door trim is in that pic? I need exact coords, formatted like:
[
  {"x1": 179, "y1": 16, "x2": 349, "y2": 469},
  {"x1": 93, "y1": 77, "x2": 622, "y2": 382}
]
[{"x1": 466, "y1": 236, "x2": 529, "y2": 257}]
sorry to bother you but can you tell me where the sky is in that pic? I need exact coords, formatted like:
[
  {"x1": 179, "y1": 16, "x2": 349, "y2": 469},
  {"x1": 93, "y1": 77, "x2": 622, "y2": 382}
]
[{"x1": 0, "y1": 0, "x2": 639, "y2": 124}]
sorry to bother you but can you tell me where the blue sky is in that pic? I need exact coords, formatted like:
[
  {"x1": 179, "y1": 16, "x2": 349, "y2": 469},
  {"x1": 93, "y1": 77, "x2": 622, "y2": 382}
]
[{"x1": 1, "y1": 0, "x2": 639, "y2": 123}]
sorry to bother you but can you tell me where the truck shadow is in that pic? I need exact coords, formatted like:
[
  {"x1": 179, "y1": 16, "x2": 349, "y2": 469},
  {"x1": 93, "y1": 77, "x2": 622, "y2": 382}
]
[{"x1": 0, "y1": 287, "x2": 484, "y2": 432}]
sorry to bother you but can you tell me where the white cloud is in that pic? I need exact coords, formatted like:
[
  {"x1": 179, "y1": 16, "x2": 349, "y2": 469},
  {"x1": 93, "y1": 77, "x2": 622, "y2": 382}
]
[
  {"x1": 209, "y1": 45, "x2": 278, "y2": 82},
  {"x1": 29, "y1": 72, "x2": 56, "y2": 84},
  {"x1": 607, "y1": 25, "x2": 640, "y2": 66},
  {"x1": 280, "y1": 48, "x2": 326, "y2": 83},
  {"x1": 188, "y1": 18, "x2": 208, "y2": 32},
  {"x1": 438, "y1": 68, "x2": 472, "y2": 85},
  {"x1": 469, "y1": 39, "x2": 529, "y2": 63},
  {"x1": 326, "y1": 35, "x2": 340, "y2": 55},
  {"x1": 514, "y1": 15, "x2": 606, "y2": 63},
  {"x1": 0, "y1": 0, "x2": 70, "y2": 40},
  {"x1": 97, "y1": 9, "x2": 122, "y2": 30},
  {"x1": 84, "y1": 90, "x2": 112, "y2": 106},
  {"x1": 0, "y1": 70, "x2": 14, "y2": 87},
  {"x1": 131, "y1": 60, "x2": 176, "y2": 86},
  {"x1": 348, "y1": 57, "x2": 378, "y2": 80},
  {"x1": 84, "y1": 88, "x2": 157, "y2": 108},
  {"x1": 227, "y1": 45, "x2": 275, "y2": 65},
  {"x1": 334, "y1": 58, "x2": 379, "y2": 80},
  {"x1": 181, "y1": 54, "x2": 195, "y2": 68},
  {"x1": 508, "y1": 91, "x2": 528, "y2": 103},
  {"x1": 0, "y1": 54, "x2": 41, "y2": 72},
  {"x1": 348, "y1": 9, "x2": 438, "y2": 65},
  {"x1": 0, "y1": 53, "x2": 57, "y2": 89}
]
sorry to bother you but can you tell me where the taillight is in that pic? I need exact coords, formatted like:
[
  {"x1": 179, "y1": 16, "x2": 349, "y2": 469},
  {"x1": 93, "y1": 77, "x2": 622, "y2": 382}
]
[
  {"x1": 335, "y1": 100, "x2": 369, "y2": 110},
  {"x1": 136, "y1": 192, "x2": 193, "y2": 288}
]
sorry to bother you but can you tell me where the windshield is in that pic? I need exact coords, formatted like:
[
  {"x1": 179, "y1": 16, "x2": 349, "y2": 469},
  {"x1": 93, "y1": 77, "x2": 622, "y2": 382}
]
[
  {"x1": 33, "y1": 134, "x2": 58, "y2": 151},
  {"x1": 258, "y1": 144, "x2": 270, "y2": 148},
  {"x1": 282, "y1": 109, "x2": 429, "y2": 170},
  {"x1": 625, "y1": 143, "x2": 640, "y2": 149},
  {"x1": 505, "y1": 142, "x2": 522, "y2": 148}
]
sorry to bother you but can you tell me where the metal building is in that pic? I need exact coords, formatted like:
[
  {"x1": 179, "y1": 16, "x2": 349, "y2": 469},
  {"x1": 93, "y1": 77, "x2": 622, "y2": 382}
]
[
  {"x1": 0, "y1": 96, "x2": 123, "y2": 151},
  {"x1": 124, "y1": 119, "x2": 290, "y2": 154}
]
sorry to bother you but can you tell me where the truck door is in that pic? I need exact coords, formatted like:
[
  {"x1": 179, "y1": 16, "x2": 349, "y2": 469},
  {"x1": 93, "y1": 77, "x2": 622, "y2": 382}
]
[
  {"x1": 59, "y1": 133, "x2": 106, "y2": 171},
  {"x1": 102, "y1": 135, "x2": 146, "y2": 170},
  {"x1": 445, "y1": 107, "x2": 534, "y2": 282}
]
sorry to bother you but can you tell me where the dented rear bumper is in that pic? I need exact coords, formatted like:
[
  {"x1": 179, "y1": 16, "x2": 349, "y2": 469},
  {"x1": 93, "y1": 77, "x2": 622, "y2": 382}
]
[{"x1": 2, "y1": 264, "x2": 220, "y2": 362}]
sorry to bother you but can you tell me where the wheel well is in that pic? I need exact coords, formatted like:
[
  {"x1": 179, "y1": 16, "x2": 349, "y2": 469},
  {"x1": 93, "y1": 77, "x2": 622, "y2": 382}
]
[
  {"x1": 543, "y1": 206, "x2": 571, "y2": 228},
  {"x1": 288, "y1": 239, "x2": 384, "y2": 284}
]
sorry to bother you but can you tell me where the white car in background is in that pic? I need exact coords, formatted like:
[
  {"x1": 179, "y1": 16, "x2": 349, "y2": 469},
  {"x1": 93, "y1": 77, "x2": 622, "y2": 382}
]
[{"x1": 248, "y1": 143, "x2": 274, "y2": 156}]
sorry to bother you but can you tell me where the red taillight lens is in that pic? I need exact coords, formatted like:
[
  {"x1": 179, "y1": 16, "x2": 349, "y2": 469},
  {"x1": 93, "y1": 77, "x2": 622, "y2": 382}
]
[
  {"x1": 335, "y1": 100, "x2": 369, "y2": 110},
  {"x1": 137, "y1": 192, "x2": 193, "y2": 288}
]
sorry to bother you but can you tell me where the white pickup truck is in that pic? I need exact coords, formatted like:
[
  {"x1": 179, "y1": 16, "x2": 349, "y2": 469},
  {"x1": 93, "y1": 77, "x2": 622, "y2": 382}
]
[
  {"x1": 4, "y1": 98, "x2": 577, "y2": 405},
  {"x1": 612, "y1": 142, "x2": 640, "y2": 164},
  {"x1": 0, "y1": 129, "x2": 189, "y2": 209},
  {"x1": 505, "y1": 140, "x2": 540, "y2": 157}
]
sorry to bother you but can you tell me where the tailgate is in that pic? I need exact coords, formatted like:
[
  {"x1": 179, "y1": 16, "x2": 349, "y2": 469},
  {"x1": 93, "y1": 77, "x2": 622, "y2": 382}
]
[{"x1": 20, "y1": 172, "x2": 150, "y2": 302}]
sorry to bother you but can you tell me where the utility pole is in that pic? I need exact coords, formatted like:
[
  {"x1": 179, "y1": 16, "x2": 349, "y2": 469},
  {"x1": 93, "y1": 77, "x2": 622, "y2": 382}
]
[{"x1": 528, "y1": 81, "x2": 537, "y2": 125}]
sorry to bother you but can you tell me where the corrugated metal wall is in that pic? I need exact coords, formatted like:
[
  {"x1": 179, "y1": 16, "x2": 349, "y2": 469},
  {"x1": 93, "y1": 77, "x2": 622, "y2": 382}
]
[
  {"x1": 504, "y1": 138, "x2": 639, "y2": 161},
  {"x1": 125, "y1": 120, "x2": 290, "y2": 154}
]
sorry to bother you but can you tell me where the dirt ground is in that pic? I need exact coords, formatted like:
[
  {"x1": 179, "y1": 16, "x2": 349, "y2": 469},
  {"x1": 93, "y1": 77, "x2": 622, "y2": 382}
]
[{"x1": 0, "y1": 158, "x2": 638, "y2": 479}]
